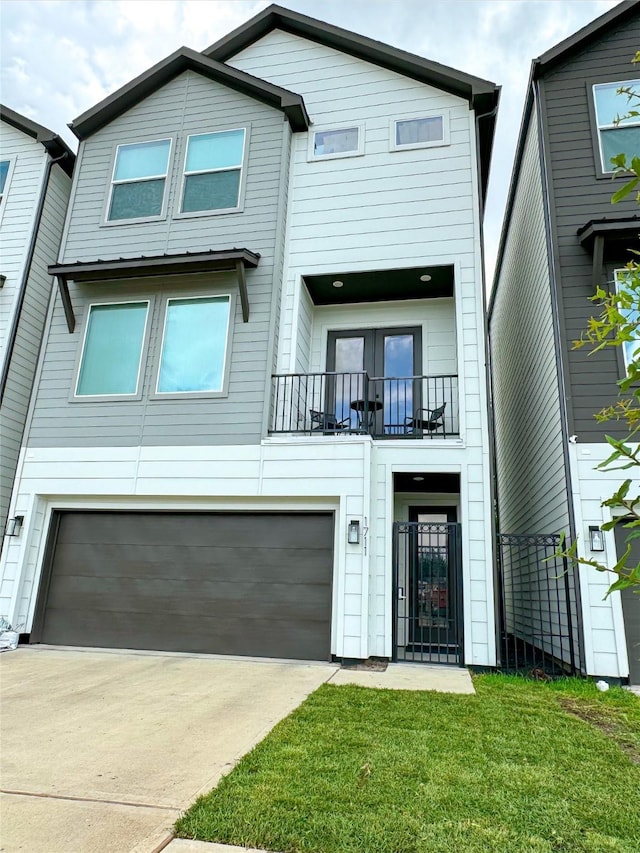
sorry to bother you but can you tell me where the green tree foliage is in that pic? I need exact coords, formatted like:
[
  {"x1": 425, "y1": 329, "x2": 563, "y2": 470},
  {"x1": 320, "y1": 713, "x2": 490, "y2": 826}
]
[{"x1": 560, "y1": 66, "x2": 640, "y2": 595}]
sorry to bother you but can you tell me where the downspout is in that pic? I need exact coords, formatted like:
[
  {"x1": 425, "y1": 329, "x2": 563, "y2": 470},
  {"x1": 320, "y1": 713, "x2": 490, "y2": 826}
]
[
  {"x1": 474, "y1": 99, "x2": 501, "y2": 665},
  {"x1": 0, "y1": 150, "x2": 70, "y2": 402}
]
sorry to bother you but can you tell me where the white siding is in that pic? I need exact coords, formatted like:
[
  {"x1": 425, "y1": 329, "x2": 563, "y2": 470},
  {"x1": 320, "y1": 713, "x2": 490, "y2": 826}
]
[
  {"x1": 0, "y1": 123, "x2": 48, "y2": 374},
  {"x1": 568, "y1": 442, "x2": 633, "y2": 678}
]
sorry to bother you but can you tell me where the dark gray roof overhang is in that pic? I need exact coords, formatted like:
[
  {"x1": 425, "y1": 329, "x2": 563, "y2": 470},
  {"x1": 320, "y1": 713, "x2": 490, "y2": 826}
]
[
  {"x1": 578, "y1": 215, "x2": 640, "y2": 289},
  {"x1": 204, "y1": 4, "x2": 500, "y2": 204},
  {"x1": 1, "y1": 104, "x2": 75, "y2": 175},
  {"x1": 533, "y1": 0, "x2": 639, "y2": 76},
  {"x1": 70, "y1": 47, "x2": 309, "y2": 140},
  {"x1": 49, "y1": 248, "x2": 260, "y2": 332}
]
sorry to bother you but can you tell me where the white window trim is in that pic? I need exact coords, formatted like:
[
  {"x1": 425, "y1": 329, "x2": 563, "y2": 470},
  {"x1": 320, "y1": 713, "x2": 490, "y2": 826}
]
[
  {"x1": 103, "y1": 137, "x2": 173, "y2": 225},
  {"x1": 593, "y1": 80, "x2": 640, "y2": 174},
  {"x1": 390, "y1": 112, "x2": 450, "y2": 152},
  {"x1": 73, "y1": 299, "x2": 151, "y2": 400},
  {"x1": 153, "y1": 293, "x2": 234, "y2": 398},
  {"x1": 614, "y1": 267, "x2": 639, "y2": 372},
  {"x1": 0, "y1": 156, "x2": 17, "y2": 227},
  {"x1": 308, "y1": 122, "x2": 365, "y2": 162},
  {"x1": 176, "y1": 127, "x2": 248, "y2": 218}
]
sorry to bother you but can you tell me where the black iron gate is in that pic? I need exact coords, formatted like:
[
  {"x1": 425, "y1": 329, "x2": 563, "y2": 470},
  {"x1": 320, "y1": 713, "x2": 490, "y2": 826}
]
[
  {"x1": 497, "y1": 533, "x2": 583, "y2": 676},
  {"x1": 392, "y1": 521, "x2": 463, "y2": 664}
]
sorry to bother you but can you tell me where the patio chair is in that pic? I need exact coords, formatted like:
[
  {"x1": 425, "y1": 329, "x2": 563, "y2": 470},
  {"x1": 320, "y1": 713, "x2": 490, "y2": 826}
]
[
  {"x1": 404, "y1": 403, "x2": 447, "y2": 438},
  {"x1": 309, "y1": 409, "x2": 351, "y2": 433}
]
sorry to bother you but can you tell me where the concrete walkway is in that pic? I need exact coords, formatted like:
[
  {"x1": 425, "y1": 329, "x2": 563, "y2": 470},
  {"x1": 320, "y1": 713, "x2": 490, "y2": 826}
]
[{"x1": 0, "y1": 647, "x2": 473, "y2": 852}]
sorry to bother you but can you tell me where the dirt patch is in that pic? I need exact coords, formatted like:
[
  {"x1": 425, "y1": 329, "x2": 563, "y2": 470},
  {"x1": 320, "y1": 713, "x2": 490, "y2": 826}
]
[{"x1": 559, "y1": 697, "x2": 640, "y2": 764}]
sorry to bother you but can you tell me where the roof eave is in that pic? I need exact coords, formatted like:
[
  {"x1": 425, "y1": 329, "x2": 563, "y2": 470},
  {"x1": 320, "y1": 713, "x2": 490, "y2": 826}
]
[{"x1": 70, "y1": 47, "x2": 309, "y2": 140}]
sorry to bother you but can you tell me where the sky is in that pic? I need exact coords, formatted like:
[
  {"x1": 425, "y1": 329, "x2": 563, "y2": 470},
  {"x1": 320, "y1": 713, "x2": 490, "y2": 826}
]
[{"x1": 0, "y1": 0, "x2": 624, "y2": 281}]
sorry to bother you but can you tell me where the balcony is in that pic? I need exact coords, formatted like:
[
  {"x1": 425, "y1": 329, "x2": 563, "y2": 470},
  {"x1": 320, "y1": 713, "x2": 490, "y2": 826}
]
[{"x1": 269, "y1": 372, "x2": 459, "y2": 438}]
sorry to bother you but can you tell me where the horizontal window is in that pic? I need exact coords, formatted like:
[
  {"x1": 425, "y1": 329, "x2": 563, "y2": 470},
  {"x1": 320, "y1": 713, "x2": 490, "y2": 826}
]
[
  {"x1": 594, "y1": 81, "x2": 640, "y2": 173},
  {"x1": 312, "y1": 126, "x2": 362, "y2": 158},
  {"x1": 392, "y1": 116, "x2": 446, "y2": 150},
  {"x1": 108, "y1": 139, "x2": 171, "y2": 221},
  {"x1": 181, "y1": 129, "x2": 245, "y2": 213},
  {"x1": 76, "y1": 302, "x2": 149, "y2": 396},
  {"x1": 157, "y1": 295, "x2": 231, "y2": 393}
]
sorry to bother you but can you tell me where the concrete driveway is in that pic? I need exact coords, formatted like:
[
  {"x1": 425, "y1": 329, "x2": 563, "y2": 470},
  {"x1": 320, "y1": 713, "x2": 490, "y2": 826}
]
[{"x1": 0, "y1": 647, "x2": 337, "y2": 853}]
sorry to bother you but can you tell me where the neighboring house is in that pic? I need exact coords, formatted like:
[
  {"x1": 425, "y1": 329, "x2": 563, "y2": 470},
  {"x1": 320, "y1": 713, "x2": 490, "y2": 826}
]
[
  {"x1": 0, "y1": 106, "x2": 74, "y2": 548},
  {"x1": 490, "y1": 1, "x2": 640, "y2": 684},
  {"x1": 0, "y1": 5, "x2": 499, "y2": 667}
]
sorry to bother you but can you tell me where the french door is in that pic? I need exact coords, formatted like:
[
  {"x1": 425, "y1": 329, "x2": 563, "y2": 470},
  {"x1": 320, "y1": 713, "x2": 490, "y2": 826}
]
[{"x1": 326, "y1": 327, "x2": 422, "y2": 433}]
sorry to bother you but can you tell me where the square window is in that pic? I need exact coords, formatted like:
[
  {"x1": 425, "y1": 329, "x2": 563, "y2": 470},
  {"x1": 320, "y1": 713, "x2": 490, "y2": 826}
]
[
  {"x1": 157, "y1": 295, "x2": 231, "y2": 393},
  {"x1": 392, "y1": 115, "x2": 447, "y2": 151},
  {"x1": 312, "y1": 127, "x2": 361, "y2": 158},
  {"x1": 181, "y1": 129, "x2": 245, "y2": 213},
  {"x1": 593, "y1": 81, "x2": 640, "y2": 173},
  {"x1": 108, "y1": 139, "x2": 171, "y2": 221},
  {"x1": 76, "y1": 302, "x2": 149, "y2": 396}
]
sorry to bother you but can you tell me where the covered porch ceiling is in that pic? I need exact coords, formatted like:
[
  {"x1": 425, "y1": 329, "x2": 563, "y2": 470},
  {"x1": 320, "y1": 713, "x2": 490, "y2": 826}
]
[{"x1": 303, "y1": 264, "x2": 454, "y2": 305}]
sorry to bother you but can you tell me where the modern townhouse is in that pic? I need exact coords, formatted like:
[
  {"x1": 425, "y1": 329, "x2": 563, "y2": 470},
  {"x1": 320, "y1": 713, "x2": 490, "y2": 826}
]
[
  {"x1": 0, "y1": 106, "x2": 74, "y2": 545},
  {"x1": 490, "y1": 1, "x2": 640, "y2": 684},
  {"x1": 0, "y1": 5, "x2": 499, "y2": 668}
]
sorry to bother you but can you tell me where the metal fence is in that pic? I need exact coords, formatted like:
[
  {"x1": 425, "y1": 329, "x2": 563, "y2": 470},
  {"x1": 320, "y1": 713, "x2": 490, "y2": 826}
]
[
  {"x1": 270, "y1": 372, "x2": 459, "y2": 438},
  {"x1": 497, "y1": 533, "x2": 582, "y2": 676}
]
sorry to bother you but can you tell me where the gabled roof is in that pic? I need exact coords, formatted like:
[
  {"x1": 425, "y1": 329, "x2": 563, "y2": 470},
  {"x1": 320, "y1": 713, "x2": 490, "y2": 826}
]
[
  {"x1": 1, "y1": 104, "x2": 75, "y2": 175},
  {"x1": 533, "y1": 0, "x2": 639, "y2": 77},
  {"x1": 204, "y1": 4, "x2": 500, "y2": 204},
  {"x1": 489, "y1": 0, "x2": 640, "y2": 312},
  {"x1": 71, "y1": 46, "x2": 309, "y2": 140}
]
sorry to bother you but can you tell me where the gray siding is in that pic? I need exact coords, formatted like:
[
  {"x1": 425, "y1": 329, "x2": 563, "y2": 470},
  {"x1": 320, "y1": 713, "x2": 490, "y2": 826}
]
[
  {"x1": 490, "y1": 112, "x2": 570, "y2": 535},
  {"x1": 542, "y1": 12, "x2": 640, "y2": 441},
  {"x1": 0, "y1": 163, "x2": 71, "y2": 533},
  {"x1": 28, "y1": 71, "x2": 291, "y2": 448}
]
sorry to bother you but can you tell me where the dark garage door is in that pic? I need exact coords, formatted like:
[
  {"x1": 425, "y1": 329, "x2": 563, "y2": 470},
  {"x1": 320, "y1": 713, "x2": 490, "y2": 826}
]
[
  {"x1": 614, "y1": 523, "x2": 640, "y2": 685},
  {"x1": 32, "y1": 511, "x2": 334, "y2": 661}
]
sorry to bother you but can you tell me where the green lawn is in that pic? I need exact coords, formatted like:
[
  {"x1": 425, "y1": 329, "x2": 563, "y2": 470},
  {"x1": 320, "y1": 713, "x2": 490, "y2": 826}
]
[{"x1": 175, "y1": 675, "x2": 640, "y2": 853}]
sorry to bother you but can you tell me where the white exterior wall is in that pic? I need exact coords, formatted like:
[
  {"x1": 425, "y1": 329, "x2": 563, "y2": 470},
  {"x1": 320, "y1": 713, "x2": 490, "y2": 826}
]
[
  {"x1": 229, "y1": 30, "x2": 494, "y2": 665},
  {"x1": 0, "y1": 123, "x2": 48, "y2": 373},
  {"x1": 568, "y1": 442, "x2": 632, "y2": 678}
]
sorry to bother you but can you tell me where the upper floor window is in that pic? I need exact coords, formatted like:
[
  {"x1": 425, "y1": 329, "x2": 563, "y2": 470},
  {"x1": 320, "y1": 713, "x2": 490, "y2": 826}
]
[
  {"x1": 593, "y1": 81, "x2": 640, "y2": 173},
  {"x1": 0, "y1": 159, "x2": 10, "y2": 204},
  {"x1": 108, "y1": 139, "x2": 171, "y2": 221},
  {"x1": 180, "y1": 129, "x2": 245, "y2": 214},
  {"x1": 76, "y1": 301, "x2": 149, "y2": 396},
  {"x1": 311, "y1": 125, "x2": 363, "y2": 160},
  {"x1": 615, "y1": 268, "x2": 640, "y2": 371},
  {"x1": 391, "y1": 115, "x2": 447, "y2": 151},
  {"x1": 156, "y1": 295, "x2": 231, "y2": 394}
]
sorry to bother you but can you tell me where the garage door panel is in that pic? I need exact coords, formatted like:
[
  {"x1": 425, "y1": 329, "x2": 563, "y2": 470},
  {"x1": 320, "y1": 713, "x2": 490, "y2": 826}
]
[
  {"x1": 50, "y1": 543, "x2": 334, "y2": 583},
  {"x1": 37, "y1": 512, "x2": 334, "y2": 661},
  {"x1": 41, "y1": 608, "x2": 330, "y2": 660},
  {"x1": 57, "y1": 513, "x2": 333, "y2": 550},
  {"x1": 46, "y1": 577, "x2": 332, "y2": 621}
]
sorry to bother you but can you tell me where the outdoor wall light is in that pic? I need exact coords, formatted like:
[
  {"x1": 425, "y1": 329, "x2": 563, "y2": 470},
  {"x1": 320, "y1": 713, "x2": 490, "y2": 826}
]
[
  {"x1": 589, "y1": 525, "x2": 605, "y2": 552},
  {"x1": 0, "y1": 274, "x2": 6, "y2": 288},
  {"x1": 5, "y1": 515, "x2": 24, "y2": 537},
  {"x1": 347, "y1": 519, "x2": 361, "y2": 544}
]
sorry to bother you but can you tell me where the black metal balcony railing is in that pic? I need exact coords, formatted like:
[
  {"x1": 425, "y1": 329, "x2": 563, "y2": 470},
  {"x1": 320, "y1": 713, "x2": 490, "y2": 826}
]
[{"x1": 270, "y1": 372, "x2": 459, "y2": 438}]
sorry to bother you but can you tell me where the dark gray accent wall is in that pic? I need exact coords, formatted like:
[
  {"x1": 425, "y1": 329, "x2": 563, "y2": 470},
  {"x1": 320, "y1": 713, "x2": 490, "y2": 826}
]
[
  {"x1": 27, "y1": 70, "x2": 292, "y2": 448},
  {"x1": 541, "y1": 12, "x2": 640, "y2": 441}
]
